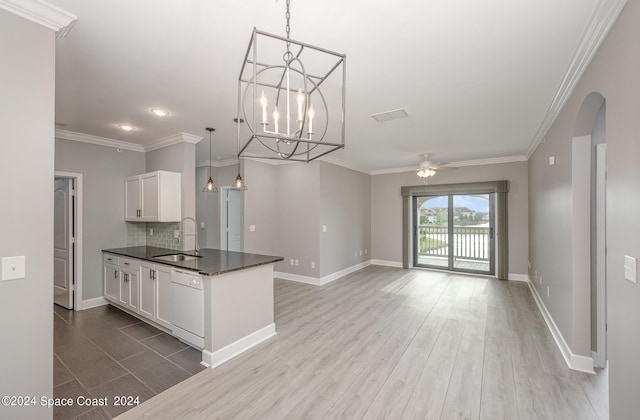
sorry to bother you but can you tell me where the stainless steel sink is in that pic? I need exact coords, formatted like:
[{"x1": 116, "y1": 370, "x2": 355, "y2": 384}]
[{"x1": 153, "y1": 253, "x2": 202, "y2": 262}]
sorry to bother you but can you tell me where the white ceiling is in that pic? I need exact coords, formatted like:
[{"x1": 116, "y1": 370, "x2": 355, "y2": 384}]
[{"x1": 49, "y1": 0, "x2": 600, "y2": 172}]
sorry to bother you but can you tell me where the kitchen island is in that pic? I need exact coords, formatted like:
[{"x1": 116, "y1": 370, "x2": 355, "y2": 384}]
[{"x1": 102, "y1": 246, "x2": 283, "y2": 368}]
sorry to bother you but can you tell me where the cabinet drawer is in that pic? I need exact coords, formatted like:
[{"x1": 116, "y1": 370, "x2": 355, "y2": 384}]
[
  {"x1": 103, "y1": 254, "x2": 119, "y2": 265},
  {"x1": 119, "y1": 258, "x2": 141, "y2": 271}
]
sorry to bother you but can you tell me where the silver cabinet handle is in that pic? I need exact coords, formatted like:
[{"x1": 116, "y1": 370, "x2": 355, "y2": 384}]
[
  {"x1": 123, "y1": 262, "x2": 130, "y2": 266},
  {"x1": 107, "y1": 257, "x2": 113, "y2": 262},
  {"x1": 114, "y1": 270, "x2": 118, "y2": 279}
]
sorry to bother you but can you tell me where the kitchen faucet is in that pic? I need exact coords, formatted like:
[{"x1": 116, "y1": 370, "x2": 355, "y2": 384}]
[{"x1": 180, "y1": 217, "x2": 200, "y2": 255}]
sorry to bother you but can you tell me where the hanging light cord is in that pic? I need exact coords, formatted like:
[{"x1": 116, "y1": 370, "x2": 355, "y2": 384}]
[{"x1": 208, "y1": 131, "x2": 212, "y2": 179}]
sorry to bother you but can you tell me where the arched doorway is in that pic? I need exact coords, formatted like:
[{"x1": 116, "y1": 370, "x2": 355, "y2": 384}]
[{"x1": 573, "y1": 91, "x2": 607, "y2": 369}]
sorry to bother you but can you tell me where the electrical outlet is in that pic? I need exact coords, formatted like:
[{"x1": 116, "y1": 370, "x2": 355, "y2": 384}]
[
  {"x1": 149, "y1": 228, "x2": 153, "y2": 236},
  {"x1": 311, "y1": 262, "x2": 315, "y2": 268},
  {"x1": 174, "y1": 230, "x2": 180, "y2": 239},
  {"x1": 547, "y1": 286, "x2": 550, "y2": 297},
  {"x1": 249, "y1": 224, "x2": 255, "y2": 232},
  {"x1": 359, "y1": 250, "x2": 363, "y2": 256},
  {"x1": 355, "y1": 251, "x2": 358, "y2": 257},
  {"x1": 322, "y1": 225, "x2": 327, "y2": 233},
  {"x1": 534, "y1": 270, "x2": 538, "y2": 278},
  {"x1": 528, "y1": 260, "x2": 531, "y2": 270},
  {"x1": 290, "y1": 259, "x2": 294, "y2": 266},
  {"x1": 365, "y1": 249, "x2": 368, "y2": 255},
  {"x1": 1, "y1": 256, "x2": 26, "y2": 281},
  {"x1": 539, "y1": 276, "x2": 542, "y2": 285},
  {"x1": 294, "y1": 259, "x2": 299, "y2": 266}
]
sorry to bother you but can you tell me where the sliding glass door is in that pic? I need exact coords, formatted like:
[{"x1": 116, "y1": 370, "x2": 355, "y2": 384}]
[{"x1": 414, "y1": 193, "x2": 495, "y2": 275}]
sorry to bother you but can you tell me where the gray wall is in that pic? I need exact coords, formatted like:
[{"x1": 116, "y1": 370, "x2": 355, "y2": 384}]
[
  {"x1": 371, "y1": 161, "x2": 529, "y2": 276},
  {"x1": 320, "y1": 162, "x2": 371, "y2": 277},
  {"x1": 242, "y1": 159, "x2": 371, "y2": 279},
  {"x1": 55, "y1": 139, "x2": 145, "y2": 299},
  {"x1": 147, "y1": 142, "x2": 196, "y2": 249},
  {"x1": 528, "y1": 1, "x2": 640, "y2": 415},
  {"x1": 243, "y1": 159, "x2": 280, "y2": 257},
  {"x1": 196, "y1": 164, "x2": 241, "y2": 248},
  {"x1": 276, "y1": 162, "x2": 321, "y2": 276},
  {"x1": 0, "y1": 9, "x2": 55, "y2": 418}
]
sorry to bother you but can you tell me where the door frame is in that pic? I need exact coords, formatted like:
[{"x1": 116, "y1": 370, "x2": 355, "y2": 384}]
[
  {"x1": 219, "y1": 186, "x2": 242, "y2": 251},
  {"x1": 594, "y1": 143, "x2": 607, "y2": 368},
  {"x1": 54, "y1": 172, "x2": 83, "y2": 311},
  {"x1": 413, "y1": 193, "x2": 496, "y2": 275}
]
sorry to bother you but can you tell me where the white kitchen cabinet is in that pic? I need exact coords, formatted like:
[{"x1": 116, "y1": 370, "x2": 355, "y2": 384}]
[
  {"x1": 104, "y1": 262, "x2": 120, "y2": 302},
  {"x1": 125, "y1": 170, "x2": 181, "y2": 222},
  {"x1": 139, "y1": 263, "x2": 156, "y2": 320},
  {"x1": 155, "y1": 265, "x2": 173, "y2": 330},
  {"x1": 120, "y1": 268, "x2": 139, "y2": 312},
  {"x1": 139, "y1": 262, "x2": 172, "y2": 330}
]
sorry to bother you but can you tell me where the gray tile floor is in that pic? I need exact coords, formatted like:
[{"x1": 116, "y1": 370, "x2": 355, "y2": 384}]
[{"x1": 53, "y1": 304, "x2": 206, "y2": 419}]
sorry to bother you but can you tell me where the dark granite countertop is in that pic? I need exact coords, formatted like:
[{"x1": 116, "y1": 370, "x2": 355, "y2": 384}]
[{"x1": 103, "y1": 246, "x2": 283, "y2": 277}]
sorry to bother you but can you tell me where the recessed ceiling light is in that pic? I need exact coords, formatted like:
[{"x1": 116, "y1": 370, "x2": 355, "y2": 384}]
[
  {"x1": 118, "y1": 124, "x2": 135, "y2": 131},
  {"x1": 150, "y1": 108, "x2": 169, "y2": 117}
]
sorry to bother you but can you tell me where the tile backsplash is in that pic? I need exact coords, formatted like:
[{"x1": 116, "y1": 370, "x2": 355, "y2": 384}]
[{"x1": 126, "y1": 222, "x2": 184, "y2": 251}]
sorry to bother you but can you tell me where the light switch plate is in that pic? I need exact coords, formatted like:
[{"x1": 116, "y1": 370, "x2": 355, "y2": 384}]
[
  {"x1": 249, "y1": 225, "x2": 256, "y2": 232},
  {"x1": 2, "y1": 256, "x2": 26, "y2": 281},
  {"x1": 549, "y1": 156, "x2": 556, "y2": 165},
  {"x1": 624, "y1": 255, "x2": 637, "y2": 283},
  {"x1": 322, "y1": 225, "x2": 327, "y2": 233}
]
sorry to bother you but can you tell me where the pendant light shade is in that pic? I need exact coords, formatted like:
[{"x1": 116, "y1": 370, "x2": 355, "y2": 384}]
[{"x1": 203, "y1": 127, "x2": 218, "y2": 193}]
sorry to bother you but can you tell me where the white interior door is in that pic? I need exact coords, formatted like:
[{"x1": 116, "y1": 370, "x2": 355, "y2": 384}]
[
  {"x1": 227, "y1": 189, "x2": 242, "y2": 252},
  {"x1": 54, "y1": 178, "x2": 74, "y2": 309}
]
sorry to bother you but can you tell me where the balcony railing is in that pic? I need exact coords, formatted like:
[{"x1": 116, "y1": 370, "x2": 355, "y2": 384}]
[{"x1": 418, "y1": 225, "x2": 490, "y2": 261}]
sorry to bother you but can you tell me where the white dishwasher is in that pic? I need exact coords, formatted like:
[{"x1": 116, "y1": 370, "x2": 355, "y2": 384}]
[{"x1": 171, "y1": 270, "x2": 205, "y2": 349}]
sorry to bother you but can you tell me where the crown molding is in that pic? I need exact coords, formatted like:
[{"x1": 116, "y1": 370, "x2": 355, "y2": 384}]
[
  {"x1": 525, "y1": 0, "x2": 628, "y2": 159},
  {"x1": 445, "y1": 155, "x2": 527, "y2": 168},
  {"x1": 55, "y1": 129, "x2": 144, "y2": 152},
  {"x1": 0, "y1": 0, "x2": 77, "y2": 32},
  {"x1": 196, "y1": 158, "x2": 238, "y2": 168},
  {"x1": 370, "y1": 166, "x2": 416, "y2": 176},
  {"x1": 145, "y1": 132, "x2": 202, "y2": 152},
  {"x1": 371, "y1": 155, "x2": 527, "y2": 175}
]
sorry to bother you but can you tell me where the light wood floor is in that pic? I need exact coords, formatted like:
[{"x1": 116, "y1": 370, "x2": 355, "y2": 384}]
[{"x1": 117, "y1": 265, "x2": 608, "y2": 420}]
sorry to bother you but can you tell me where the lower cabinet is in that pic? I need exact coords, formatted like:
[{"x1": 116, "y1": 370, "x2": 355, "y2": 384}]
[
  {"x1": 104, "y1": 263, "x2": 120, "y2": 301},
  {"x1": 139, "y1": 262, "x2": 172, "y2": 330},
  {"x1": 120, "y1": 268, "x2": 139, "y2": 312}
]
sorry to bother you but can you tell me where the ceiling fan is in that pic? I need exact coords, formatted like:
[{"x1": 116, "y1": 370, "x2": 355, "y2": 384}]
[{"x1": 416, "y1": 154, "x2": 448, "y2": 183}]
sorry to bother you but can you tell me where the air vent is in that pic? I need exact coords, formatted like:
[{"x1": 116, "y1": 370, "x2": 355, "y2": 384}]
[{"x1": 371, "y1": 108, "x2": 408, "y2": 123}]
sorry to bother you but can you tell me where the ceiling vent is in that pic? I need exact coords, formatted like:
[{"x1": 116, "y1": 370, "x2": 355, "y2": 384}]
[{"x1": 371, "y1": 108, "x2": 408, "y2": 123}]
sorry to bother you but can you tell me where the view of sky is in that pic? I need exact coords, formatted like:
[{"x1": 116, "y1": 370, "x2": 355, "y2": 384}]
[{"x1": 420, "y1": 195, "x2": 490, "y2": 213}]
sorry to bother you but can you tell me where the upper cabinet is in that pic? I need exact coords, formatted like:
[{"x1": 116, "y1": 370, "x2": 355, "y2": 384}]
[{"x1": 125, "y1": 170, "x2": 181, "y2": 222}]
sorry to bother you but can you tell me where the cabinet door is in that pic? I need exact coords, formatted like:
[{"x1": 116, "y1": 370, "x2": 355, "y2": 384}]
[
  {"x1": 128, "y1": 270, "x2": 139, "y2": 312},
  {"x1": 125, "y1": 176, "x2": 141, "y2": 221},
  {"x1": 104, "y1": 264, "x2": 120, "y2": 301},
  {"x1": 155, "y1": 265, "x2": 172, "y2": 330},
  {"x1": 120, "y1": 271, "x2": 130, "y2": 306},
  {"x1": 141, "y1": 172, "x2": 159, "y2": 221},
  {"x1": 139, "y1": 264, "x2": 156, "y2": 320}
]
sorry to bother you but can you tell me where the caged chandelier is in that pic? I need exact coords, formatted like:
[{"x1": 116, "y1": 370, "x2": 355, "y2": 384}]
[{"x1": 235, "y1": 0, "x2": 346, "y2": 162}]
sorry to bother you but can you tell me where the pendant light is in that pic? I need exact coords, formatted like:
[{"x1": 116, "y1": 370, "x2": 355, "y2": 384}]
[
  {"x1": 235, "y1": 0, "x2": 346, "y2": 162},
  {"x1": 203, "y1": 127, "x2": 218, "y2": 193},
  {"x1": 232, "y1": 118, "x2": 248, "y2": 190}
]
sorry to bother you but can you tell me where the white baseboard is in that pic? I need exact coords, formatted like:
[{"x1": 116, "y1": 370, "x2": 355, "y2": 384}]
[
  {"x1": 201, "y1": 323, "x2": 276, "y2": 369},
  {"x1": 276, "y1": 260, "x2": 372, "y2": 286},
  {"x1": 274, "y1": 272, "x2": 321, "y2": 285},
  {"x1": 527, "y1": 280, "x2": 595, "y2": 374},
  {"x1": 78, "y1": 296, "x2": 108, "y2": 310},
  {"x1": 508, "y1": 273, "x2": 529, "y2": 282},
  {"x1": 369, "y1": 259, "x2": 403, "y2": 268},
  {"x1": 318, "y1": 261, "x2": 370, "y2": 285}
]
